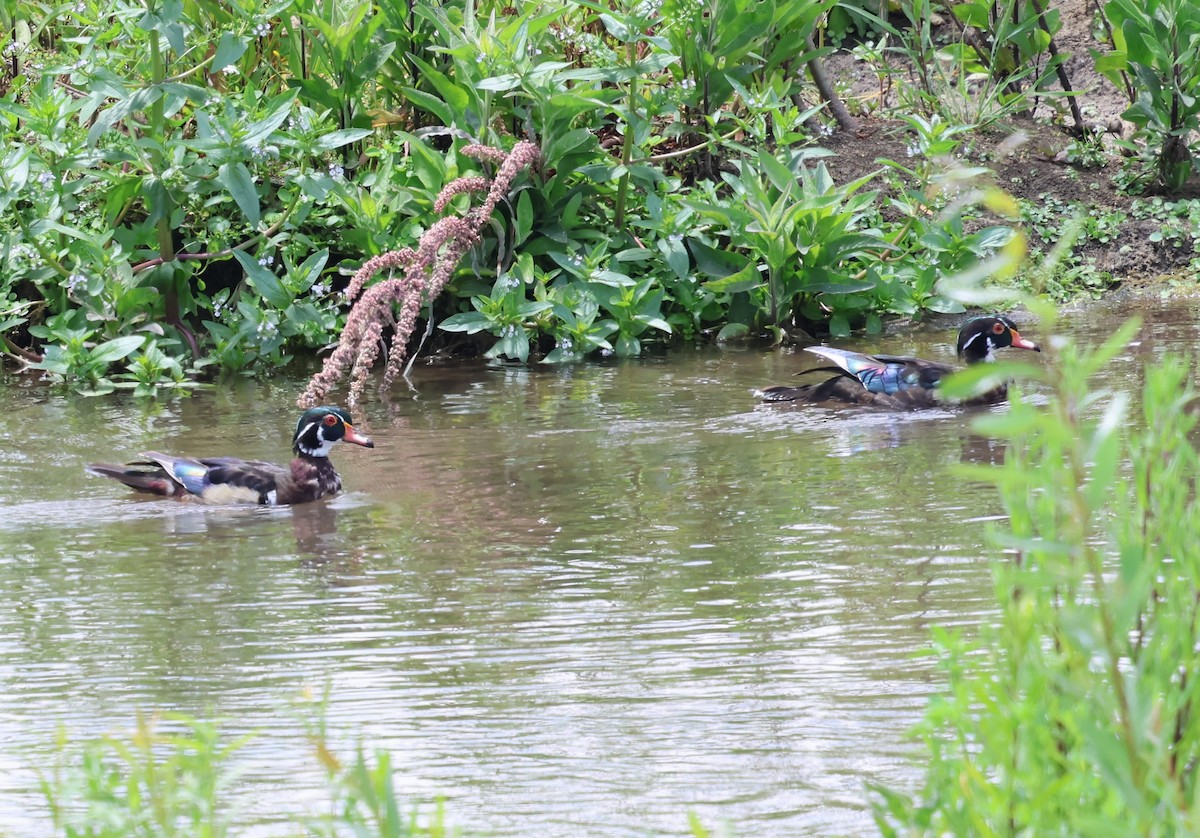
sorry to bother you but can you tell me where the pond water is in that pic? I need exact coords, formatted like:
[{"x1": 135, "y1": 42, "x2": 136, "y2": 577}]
[{"x1": 0, "y1": 297, "x2": 1194, "y2": 836}]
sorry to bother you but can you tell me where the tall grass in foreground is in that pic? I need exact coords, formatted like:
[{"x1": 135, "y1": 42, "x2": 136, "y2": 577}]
[
  {"x1": 37, "y1": 710, "x2": 460, "y2": 837},
  {"x1": 876, "y1": 304, "x2": 1200, "y2": 833},
  {"x1": 33, "y1": 706, "x2": 729, "y2": 836}
]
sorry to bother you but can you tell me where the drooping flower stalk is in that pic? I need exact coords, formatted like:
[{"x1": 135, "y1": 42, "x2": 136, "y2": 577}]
[{"x1": 298, "y1": 141, "x2": 541, "y2": 408}]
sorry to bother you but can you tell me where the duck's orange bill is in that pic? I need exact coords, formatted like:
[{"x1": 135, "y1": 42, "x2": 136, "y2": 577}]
[
  {"x1": 1011, "y1": 329, "x2": 1040, "y2": 352},
  {"x1": 344, "y1": 424, "x2": 375, "y2": 448}
]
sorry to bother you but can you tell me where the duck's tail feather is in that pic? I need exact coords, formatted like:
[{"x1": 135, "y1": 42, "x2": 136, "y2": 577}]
[
  {"x1": 758, "y1": 385, "x2": 810, "y2": 402},
  {"x1": 86, "y1": 462, "x2": 182, "y2": 496}
]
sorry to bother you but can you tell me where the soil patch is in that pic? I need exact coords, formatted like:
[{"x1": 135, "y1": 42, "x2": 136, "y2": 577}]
[{"x1": 815, "y1": 0, "x2": 1200, "y2": 288}]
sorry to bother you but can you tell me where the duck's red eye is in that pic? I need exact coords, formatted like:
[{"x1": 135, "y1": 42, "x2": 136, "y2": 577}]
[
  {"x1": 992, "y1": 322, "x2": 1006, "y2": 335},
  {"x1": 323, "y1": 414, "x2": 339, "y2": 427}
]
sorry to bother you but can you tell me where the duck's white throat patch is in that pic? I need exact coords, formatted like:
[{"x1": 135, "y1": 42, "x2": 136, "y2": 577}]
[
  {"x1": 960, "y1": 331, "x2": 997, "y2": 362},
  {"x1": 295, "y1": 421, "x2": 336, "y2": 457}
]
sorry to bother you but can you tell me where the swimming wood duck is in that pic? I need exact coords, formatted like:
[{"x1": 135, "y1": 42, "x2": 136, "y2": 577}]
[
  {"x1": 759, "y1": 316, "x2": 1041, "y2": 409},
  {"x1": 87, "y1": 406, "x2": 375, "y2": 505}
]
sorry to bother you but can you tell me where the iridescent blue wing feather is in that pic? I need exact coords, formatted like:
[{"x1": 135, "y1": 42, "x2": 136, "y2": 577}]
[{"x1": 805, "y1": 347, "x2": 951, "y2": 395}]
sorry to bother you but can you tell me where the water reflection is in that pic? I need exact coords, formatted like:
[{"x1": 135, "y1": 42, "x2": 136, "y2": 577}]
[{"x1": 0, "y1": 298, "x2": 1194, "y2": 836}]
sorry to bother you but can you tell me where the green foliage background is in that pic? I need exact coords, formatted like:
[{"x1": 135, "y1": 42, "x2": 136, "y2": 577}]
[{"x1": 0, "y1": 0, "x2": 1195, "y2": 395}]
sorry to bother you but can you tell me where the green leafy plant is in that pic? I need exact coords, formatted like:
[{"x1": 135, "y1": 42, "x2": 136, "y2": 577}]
[
  {"x1": 879, "y1": 314, "x2": 1200, "y2": 833},
  {"x1": 1095, "y1": 0, "x2": 1200, "y2": 191},
  {"x1": 542, "y1": 240, "x2": 675, "y2": 352},
  {"x1": 688, "y1": 151, "x2": 889, "y2": 338},
  {"x1": 848, "y1": 0, "x2": 1064, "y2": 128},
  {"x1": 25, "y1": 311, "x2": 145, "y2": 395},
  {"x1": 39, "y1": 713, "x2": 247, "y2": 837},
  {"x1": 439, "y1": 256, "x2": 553, "y2": 362}
]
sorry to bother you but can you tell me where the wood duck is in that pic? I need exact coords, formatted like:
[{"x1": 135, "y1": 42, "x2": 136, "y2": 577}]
[
  {"x1": 759, "y1": 316, "x2": 1040, "y2": 409},
  {"x1": 87, "y1": 406, "x2": 375, "y2": 505}
]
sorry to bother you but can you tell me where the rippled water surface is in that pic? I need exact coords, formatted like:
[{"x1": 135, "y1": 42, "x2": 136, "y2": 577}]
[{"x1": 1, "y1": 298, "x2": 1195, "y2": 836}]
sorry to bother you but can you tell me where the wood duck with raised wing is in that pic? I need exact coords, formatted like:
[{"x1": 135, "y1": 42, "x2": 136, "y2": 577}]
[
  {"x1": 759, "y1": 316, "x2": 1040, "y2": 409},
  {"x1": 87, "y1": 406, "x2": 374, "y2": 505}
]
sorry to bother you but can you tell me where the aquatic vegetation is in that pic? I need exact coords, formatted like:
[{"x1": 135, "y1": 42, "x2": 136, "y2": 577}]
[
  {"x1": 37, "y1": 710, "x2": 461, "y2": 837},
  {"x1": 875, "y1": 304, "x2": 1200, "y2": 832},
  {"x1": 35, "y1": 700, "x2": 728, "y2": 836}
]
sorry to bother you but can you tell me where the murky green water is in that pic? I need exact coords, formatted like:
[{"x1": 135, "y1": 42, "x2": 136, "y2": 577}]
[{"x1": 0, "y1": 298, "x2": 1194, "y2": 836}]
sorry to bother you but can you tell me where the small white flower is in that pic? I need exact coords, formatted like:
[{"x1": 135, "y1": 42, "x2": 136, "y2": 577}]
[
  {"x1": 327, "y1": 162, "x2": 345, "y2": 179},
  {"x1": 311, "y1": 280, "x2": 331, "y2": 296},
  {"x1": 2, "y1": 43, "x2": 17, "y2": 57},
  {"x1": 257, "y1": 253, "x2": 274, "y2": 267},
  {"x1": 906, "y1": 142, "x2": 921, "y2": 158},
  {"x1": 222, "y1": 64, "x2": 238, "y2": 75},
  {"x1": 253, "y1": 22, "x2": 270, "y2": 37},
  {"x1": 256, "y1": 319, "x2": 278, "y2": 338},
  {"x1": 558, "y1": 336, "x2": 574, "y2": 352},
  {"x1": 668, "y1": 233, "x2": 682, "y2": 243},
  {"x1": 37, "y1": 170, "x2": 56, "y2": 188},
  {"x1": 66, "y1": 273, "x2": 87, "y2": 293}
]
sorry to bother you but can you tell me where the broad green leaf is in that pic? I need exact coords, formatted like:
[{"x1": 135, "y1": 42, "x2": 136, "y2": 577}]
[
  {"x1": 938, "y1": 360, "x2": 1046, "y2": 401},
  {"x1": 400, "y1": 87, "x2": 456, "y2": 127},
  {"x1": 295, "y1": 249, "x2": 329, "y2": 293},
  {"x1": 212, "y1": 32, "x2": 248, "y2": 70},
  {"x1": 659, "y1": 236, "x2": 690, "y2": 281},
  {"x1": 703, "y1": 262, "x2": 763, "y2": 294},
  {"x1": 313, "y1": 128, "x2": 373, "y2": 152},
  {"x1": 140, "y1": 176, "x2": 171, "y2": 225},
  {"x1": 476, "y1": 74, "x2": 521, "y2": 92},
  {"x1": 288, "y1": 78, "x2": 339, "y2": 112},
  {"x1": 515, "y1": 191, "x2": 533, "y2": 246},
  {"x1": 598, "y1": 13, "x2": 631, "y2": 41},
  {"x1": 829, "y1": 313, "x2": 850, "y2": 338},
  {"x1": 218, "y1": 162, "x2": 260, "y2": 227},
  {"x1": 90, "y1": 335, "x2": 145, "y2": 365},
  {"x1": 407, "y1": 56, "x2": 470, "y2": 117},
  {"x1": 233, "y1": 250, "x2": 291, "y2": 309},
  {"x1": 439, "y1": 312, "x2": 491, "y2": 333},
  {"x1": 805, "y1": 277, "x2": 879, "y2": 294},
  {"x1": 0, "y1": 99, "x2": 33, "y2": 121},
  {"x1": 688, "y1": 241, "x2": 751, "y2": 279},
  {"x1": 716, "y1": 322, "x2": 750, "y2": 341},
  {"x1": 241, "y1": 91, "x2": 297, "y2": 147},
  {"x1": 614, "y1": 334, "x2": 641, "y2": 356},
  {"x1": 516, "y1": 301, "x2": 553, "y2": 317}
]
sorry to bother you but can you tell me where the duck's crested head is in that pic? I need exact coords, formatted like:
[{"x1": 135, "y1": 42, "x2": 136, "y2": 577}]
[
  {"x1": 957, "y1": 315, "x2": 1041, "y2": 364},
  {"x1": 293, "y1": 406, "x2": 375, "y2": 457}
]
